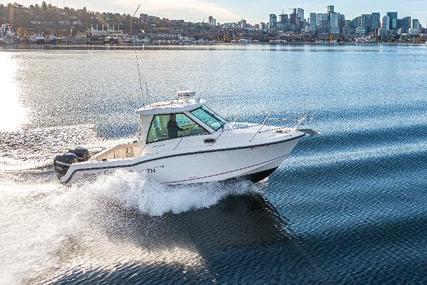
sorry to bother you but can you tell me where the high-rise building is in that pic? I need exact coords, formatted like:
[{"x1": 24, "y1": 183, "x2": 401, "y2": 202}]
[
  {"x1": 279, "y1": 13, "x2": 288, "y2": 24},
  {"x1": 412, "y1": 19, "x2": 421, "y2": 30},
  {"x1": 382, "y1": 15, "x2": 390, "y2": 30},
  {"x1": 297, "y1": 8, "x2": 304, "y2": 21},
  {"x1": 387, "y1": 12, "x2": 398, "y2": 30},
  {"x1": 327, "y1": 5, "x2": 334, "y2": 14},
  {"x1": 309, "y1": 12, "x2": 317, "y2": 32},
  {"x1": 269, "y1": 14, "x2": 277, "y2": 28},
  {"x1": 361, "y1": 14, "x2": 371, "y2": 31},
  {"x1": 278, "y1": 13, "x2": 288, "y2": 31},
  {"x1": 330, "y1": 12, "x2": 340, "y2": 34},
  {"x1": 400, "y1": 16, "x2": 411, "y2": 33},
  {"x1": 371, "y1": 13, "x2": 380, "y2": 30}
]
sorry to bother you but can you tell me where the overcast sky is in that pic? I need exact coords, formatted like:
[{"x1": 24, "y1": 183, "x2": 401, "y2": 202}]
[{"x1": 2, "y1": 0, "x2": 426, "y2": 25}]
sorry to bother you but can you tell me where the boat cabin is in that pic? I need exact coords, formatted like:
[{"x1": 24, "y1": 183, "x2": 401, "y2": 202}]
[
  {"x1": 136, "y1": 91, "x2": 226, "y2": 144},
  {"x1": 90, "y1": 91, "x2": 226, "y2": 161}
]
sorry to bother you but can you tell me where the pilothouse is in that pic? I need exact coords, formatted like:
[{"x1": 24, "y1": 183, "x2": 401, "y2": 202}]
[{"x1": 54, "y1": 91, "x2": 316, "y2": 185}]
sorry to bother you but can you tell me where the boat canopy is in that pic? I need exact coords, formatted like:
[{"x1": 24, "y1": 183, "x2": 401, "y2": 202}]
[
  {"x1": 136, "y1": 91, "x2": 219, "y2": 144},
  {"x1": 136, "y1": 98, "x2": 205, "y2": 116}
]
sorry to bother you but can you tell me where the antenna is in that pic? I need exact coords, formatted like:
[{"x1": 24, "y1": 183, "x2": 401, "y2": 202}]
[{"x1": 135, "y1": 49, "x2": 145, "y2": 100}]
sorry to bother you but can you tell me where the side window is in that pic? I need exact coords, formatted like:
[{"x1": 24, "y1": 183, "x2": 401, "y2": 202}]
[
  {"x1": 147, "y1": 114, "x2": 170, "y2": 143},
  {"x1": 147, "y1": 113, "x2": 208, "y2": 143}
]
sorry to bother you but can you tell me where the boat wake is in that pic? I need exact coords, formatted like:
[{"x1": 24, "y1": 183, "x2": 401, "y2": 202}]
[{"x1": 0, "y1": 171, "x2": 261, "y2": 285}]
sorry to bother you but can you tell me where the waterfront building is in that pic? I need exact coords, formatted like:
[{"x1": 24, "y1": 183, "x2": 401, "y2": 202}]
[
  {"x1": 378, "y1": 28, "x2": 389, "y2": 40},
  {"x1": 412, "y1": 19, "x2": 421, "y2": 32},
  {"x1": 316, "y1": 13, "x2": 329, "y2": 34},
  {"x1": 330, "y1": 12, "x2": 340, "y2": 34},
  {"x1": 400, "y1": 16, "x2": 411, "y2": 33},
  {"x1": 382, "y1": 15, "x2": 390, "y2": 30},
  {"x1": 297, "y1": 8, "x2": 304, "y2": 22},
  {"x1": 371, "y1": 13, "x2": 381, "y2": 30},
  {"x1": 387, "y1": 12, "x2": 398, "y2": 30},
  {"x1": 309, "y1": 13, "x2": 317, "y2": 32},
  {"x1": 269, "y1": 14, "x2": 277, "y2": 28},
  {"x1": 278, "y1": 13, "x2": 289, "y2": 31},
  {"x1": 355, "y1": 26, "x2": 366, "y2": 36},
  {"x1": 361, "y1": 14, "x2": 371, "y2": 31}
]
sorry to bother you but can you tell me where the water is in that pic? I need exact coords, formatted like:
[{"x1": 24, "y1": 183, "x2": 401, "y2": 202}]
[{"x1": 0, "y1": 44, "x2": 426, "y2": 284}]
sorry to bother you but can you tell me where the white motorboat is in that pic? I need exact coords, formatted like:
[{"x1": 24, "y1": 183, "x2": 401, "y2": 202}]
[
  {"x1": 54, "y1": 91, "x2": 316, "y2": 185},
  {"x1": 29, "y1": 34, "x2": 46, "y2": 44}
]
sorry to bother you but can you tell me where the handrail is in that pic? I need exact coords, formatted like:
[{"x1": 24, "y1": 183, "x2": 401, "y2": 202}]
[
  {"x1": 173, "y1": 137, "x2": 184, "y2": 151},
  {"x1": 249, "y1": 113, "x2": 271, "y2": 142}
]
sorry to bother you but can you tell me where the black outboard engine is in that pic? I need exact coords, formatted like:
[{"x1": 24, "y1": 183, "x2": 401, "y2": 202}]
[
  {"x1": 68, "y1": 147, "x2": 90, "y2": 162},
  {"x1": 53, "y1": 147, "x2": 90, "y2": 178},
  {"x1": 53, "y1": 152, "x2": 78, "y2": 178}
]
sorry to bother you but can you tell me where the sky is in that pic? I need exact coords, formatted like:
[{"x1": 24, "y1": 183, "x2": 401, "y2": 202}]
[{"x1": 2, "y1": 0, "x2": 426, "y2": 26}]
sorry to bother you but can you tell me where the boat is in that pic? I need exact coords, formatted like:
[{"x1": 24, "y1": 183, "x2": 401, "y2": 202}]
[
  {"x1": 29, "y1": 34, "x2": 46, "y2": 44},
  {"x1": 0, "y1": 24, "x2": 17, "y2": 45},
  {"x1": 54, "y1": 91, "x2": 317, "y2": 185}
]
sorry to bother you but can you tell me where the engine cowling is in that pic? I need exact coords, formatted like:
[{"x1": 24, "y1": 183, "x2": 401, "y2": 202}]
[
  {"x1": 69, "y1": 147, "x2": 90, "y2": 162},
  {"x1": 53, "y1": 152, "x2": 78, "y2": 178}
]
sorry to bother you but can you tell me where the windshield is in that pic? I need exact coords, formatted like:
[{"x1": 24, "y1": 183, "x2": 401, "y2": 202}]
[{"x1": 190, "y1": 106, "x2": 226, "y2": 131}]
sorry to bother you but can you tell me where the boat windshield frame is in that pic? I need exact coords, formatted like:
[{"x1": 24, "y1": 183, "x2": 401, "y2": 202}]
[
  {"x1": 190, "y1": 105, "x2": 226, "y2": 131},
  {"x1": 146, "y1": 112, "x2": 209, "y2": 144}
]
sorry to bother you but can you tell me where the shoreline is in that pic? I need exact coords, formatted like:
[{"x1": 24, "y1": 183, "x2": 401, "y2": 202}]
[{"x1": 1, "y1": 42, "x2": 426, "y2": 51}]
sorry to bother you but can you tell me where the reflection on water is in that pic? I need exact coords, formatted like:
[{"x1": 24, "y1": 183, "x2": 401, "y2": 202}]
[
  {"x1": 34, "y1": 193, "x2": 290, "y2": 285},
  {"x1": 0, "y1": 52, "x2": 27, "y2": 131}
]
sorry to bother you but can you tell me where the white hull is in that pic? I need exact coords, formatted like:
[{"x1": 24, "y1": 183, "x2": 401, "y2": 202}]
[{"x1": 60, "y1": 134, "x2": 303, "y2": 185}]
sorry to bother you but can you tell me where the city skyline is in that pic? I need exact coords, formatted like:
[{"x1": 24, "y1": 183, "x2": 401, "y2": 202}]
[{"x1": 1, "y1": 0, "x2": 426, "y2": 26}]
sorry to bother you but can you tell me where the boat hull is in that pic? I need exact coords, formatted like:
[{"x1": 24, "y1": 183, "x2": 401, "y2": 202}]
[{"x1": 61, "y1": 135, "x2": 303, "y2": 185}]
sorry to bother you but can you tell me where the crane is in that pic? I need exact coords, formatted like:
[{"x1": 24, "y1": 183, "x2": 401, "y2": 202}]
[{"x1": 130, "y1": 4, "x2": 141, "y2": 35}]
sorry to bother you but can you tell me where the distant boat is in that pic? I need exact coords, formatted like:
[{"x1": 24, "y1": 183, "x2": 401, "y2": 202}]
[
  {"x1": 104, "y1": 35, "x2": 119, "y2": 44},
  {"x1": 29, "y1": 34, "x2": 46, "y2": 44},
  {"x1": 0, "y1": 24, "x2": 18, "y2": 45},
  {"x1": 238, "y1": 38, "x2": 250, "y2": 44},
  {"x1": 48, "y1": 34, "x2": 60, "y2": 44}
]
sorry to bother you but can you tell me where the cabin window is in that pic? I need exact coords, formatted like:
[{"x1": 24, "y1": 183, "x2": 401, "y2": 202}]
[
  {"x1": 191, "y1": 106, "x2": 225, "y2": 131},
  {"x1": 147, "y1": 113, "x2": 208, "y2": 143}
]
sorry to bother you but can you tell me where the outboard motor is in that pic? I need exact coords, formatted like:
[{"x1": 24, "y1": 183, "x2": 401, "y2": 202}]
[
  {"x1": 68, "y1": 147, "x2": 90, "y2": 162},
  {"x1": 53, "y1": 152, "x2": 78, "y2": 178}
]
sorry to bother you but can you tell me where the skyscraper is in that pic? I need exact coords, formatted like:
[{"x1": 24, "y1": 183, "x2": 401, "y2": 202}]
[
  {"x1": 278, "y1": 13, "x2": 288, "y2": 31},
  {"x1": 371, "y1": 13, "x2": 380, "y2": 30},
  {"x1": 309, "y1": 12, "x2": 317, "y2": 32},
  {"x1": 382, "y1": 15, "x2": 390, "y2": 30},
  {"x1": 387, "y1": 12, "x2": 398, "y2": 30},
  {"x1": 327, "y1": 5, "x2": 334, "y2": 14},
  {"x1": 361, "y1": 14, "x2": 371, "y2": 31},
  {"x1": 269, "y1": 14, "x2": 277, "y2": 28},
  {"x1": 330, "y1": 12, "x2": 339, "y2": 34},
  {"x1": 297, "y1": 8, "x2": 304, "y2": 22},
  {"x1": 400, "y1": 16, "x2": 412, "y2": 33},
  {"x1": 412, "y1": 19, "x2": 421, "y2": 30}
]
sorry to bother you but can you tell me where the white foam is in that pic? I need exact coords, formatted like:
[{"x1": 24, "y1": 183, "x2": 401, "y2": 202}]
[{"x1": 0, "y1": 171, "x2": 258, "y2": 284}]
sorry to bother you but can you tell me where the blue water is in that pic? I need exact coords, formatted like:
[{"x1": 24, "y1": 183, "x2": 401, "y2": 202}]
[{"x1": 0, "y1": 44, "x2": 426, "y2": 285}]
